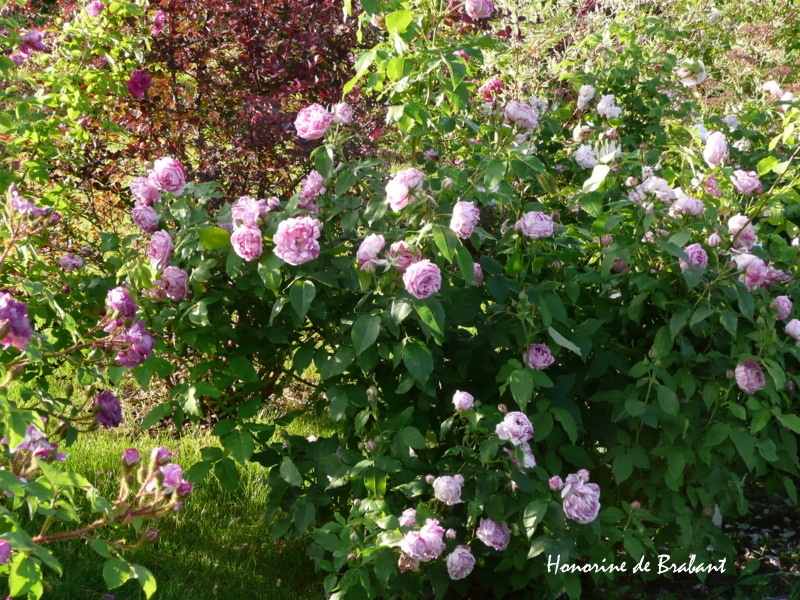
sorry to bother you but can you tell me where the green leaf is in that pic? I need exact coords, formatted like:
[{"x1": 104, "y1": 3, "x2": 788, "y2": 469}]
[
  {"x1": 415, "y1": 301, "x2": 445, "y2": 343},
  {"x1": 432, "y1": 226, "x2": 459, "y2": 262},
  {"x1": 103, "y1": 558, "x2": 131, "y2": 590},
  {"x1": 280, "y1": 457, "x2": 303, "y2": 487},
  {"x1": 391, "y1": 297, "x2": 414, "y2": 323},
  {"x1": 456, "y1": 244, "x2": 475, "y2": 284},
  {"x1": 547, "y1": 326, "x2": 581, "y2": 357},
  {"x1": 363, "y1": 467, "x2": 387, "y2": 498},
  {"x1": 352, "y1": 314, "x2": 381, "y2": 354},
  {"x1": 402, "y1": 339, "x2": 434, "y2": 383},
  {"x1": 132, "y1": 564, "x2": 157, "y2": 599},
  {"x1": 400, "y1": 426, "x2": 427, "y2": 449},
  {"x1": 483, "y1": 158, "x2": 507, "y2": 190},
  {"x1": 582, "y1": 164, "x2": 611, "y2": 192},
  {"x1": 9, "y1": 554, "x2": 42, "y2": 598},
  {"x1": 198, "y1": 227, "x2": 231, "y2": 250},
  {"x1": 141, "y1": 402, "x2": 173, "y2": 429},
  {"x1": 613, "y1": 453, "x2": 633, "y2": 483},
  {"x1": 775, "y1": 412, "x2": 800, "y2": 435},
  {"x1": 228, "y1": 355, "x2": 259, "y2": 383},
  {"x1": 690, "y1": 306, "x2": 714, "y2": 327},
  {"x1": 656, "y1": 385, "x2": 679, "y2": 415},
  {"x1": 736, "y1": 285, "x2": 755, "y2": 320},
  {"x1": 522, "y1": 501, "x2": 548, "y2": 538},
  {"x1": 222, "y1": 429, "x2": 254, "y2": 465},
  {"x1": 508, "y1": 369, "x2": 534, "y2": 411},
  {"x1": 386, "y1": 56, "x2": 405, "y2": 82},
  {"x1": 290, "y1": 280, "x2": 316, "y2": 320},
  {"x1": 730, "y1": 428, "x2": 756, "y2": 470},
  {"x1": 214, "y1": 457, "x2": 240, "y2": 491},
  {"x1": 651, "y1": 326, "x2": 672, "y2": 358},
  {"x1": 385, "y1": 9, "x2": 413, "y2": 36},
  {"x1": 344, "y1": 48, "x2": 377, "y2": 94}
]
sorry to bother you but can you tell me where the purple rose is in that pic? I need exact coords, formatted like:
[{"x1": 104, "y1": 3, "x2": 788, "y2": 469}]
[
  {"x1": 0, "y1": 292, "x2": 34, "y2": 351},
  {"x1": 504, "y1": 100, "x2": 538, "y2": 130},
  {"x1": 730, "y1": 170, "x2": 763, "y2": 196},
  {"x1": 476, "y1": 518, "x2": 510, "y2": 551},
  {"x1": 115, "y1": 321, "x2": 154, "y2": 368},
  {"x1": 785, "y1": 319, "x2": 800, "y2": 343},
  {"x1": 452, "y1": 390, "x2": 474, "y2": 411},
  {"x1": 505, "y1": 441, "x2": 536, "y2": 468},
  {"x1": 496, "y1": 411, "x2": 534, "y2": 446},
  {"x1": 703, "y1": 131, "x2": 728, "y2": 167},
  {"x1": 273, "y1": 217, "x2": 322, "y2": 266},
  {"x1": 331, "y1": 102, "x2": 353, "y2": 125},
  {"x1": 679, "y1": 243, "x2": 708, "y2": 271},
  {"x1": 151, "y1": 10, "x2": 166, "y2": 35},
  {"x1": 357, "y1": 234, "x2": 385, "y2": 271},
  {"x1": 160, "y1": 463, "x2": 184, "y2": 492},
  {"x1": 398, "y1": 508, "x2": 417, "y2": 527},
  {"x1": 561, "y1": 473, "x2": 601, "y2": 524},
  {"x1": 149, "y1": 157, "x2": 186, "y2": 195},
  {"x1": 446, "y1": 546, "x2": 476, "y2": 580},
  {"x1": 450, "y1": 201, "x2": 480, "y2": 239},
  {"x1": 231, "y1": 196, "x2": 263, "y2": 227},
  {"x1": 93, "y1": 390, "x2": 122, "y2": 428},
  {"x1": 523, "y1": 343, "x2": 554, "y2": 370},
  {"x1": 59, "y1": 253, "x2": 84, "y2": 272},
  {"x1": 148, "y1": 230, "x2": 174, "y2": 271},
  {"x1": 388, "y1": 241, "x2": 419, "y2": 272},
  {"x1": 0, "y1": 540, "x2": 11, "y2": 565},
  {"x1": 432, "y1": 474, "x2": 465, "y2": 505},
  {"x1": 106, "y1": 287, "x2": 137, "y2": 319},
  {"x1": 294, "y1": 103, "x2": 334, "y2": 140},
  {"x1": 162, "y1": 266, "x2": 189, "y2": 301},
  {"x1": 15, "y1": 425, "x2": 66, "y2": 462},
  {"x1": 418, "y1": 519, "x2": 446, "y2": 560},
  {"x1": 298, "y1": 171, "x2": 325, "y2": 211},
  {"x1": 548, "y1": 475, "x2": 564, "y2": 491},
  {"x1": 151, "y1": 446, "x2": 172, "y2": 465},
  {"x1": 728, "y1": 214, "x2": 756, "y2": 250},
  {"x1": 465, "y1": 0, "x2": 494, "y2": 19},
  {"x1": 132, "y1": 204, "x2": 159, "y2": 233},
  {"x1": 734, "y1": 360, "x2": 765, "y2": 394},
  {"x1": 20, "y1": 29, "x2": 47, "y2": 52},
  {"x1": 402, "y1": 260, "x2": 442, "y2": 299},
  {"x1": 669, "y1": 191, "x2": 705, "y2": 217},
  {"x1": 231, "y1": 225, "x2": 263, "y2": 261},
  {"x1": 386, "y1": 168, "x2": 424, "y2": 212},
  {"x1": 735, "y1": 255, "x2": 768, "y2": 290},
  {"x1": 515, "y1": 211, "x2": 555, "y2": 239},
  {"x1": 127, "y1": 69, "x2": 153, "y2": 99},
  {"x1": 770, "y1": 295, "x2": 792, "y2": 320},
  {"x1": 130, "y1": 176, "x2": 161, "y2": 206},
  {"x1": 86, "y1": 1, "x2": 104, "y2": 17},
  {"x1": 473, "y1": 262, "x2": 484, "y2": 283},
  {"x1": 121, "y1": 448, "x2": 141, "y2": 467}
]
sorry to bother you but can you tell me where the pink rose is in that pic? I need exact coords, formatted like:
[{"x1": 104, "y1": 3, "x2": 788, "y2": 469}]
[
  {"x1": 505, "y1": 442, "x2": 536, "y2": 468},
  {"x1": 670, "y1": 191, "x2": 705, "y2": 217},
  {"x1": 151, "y1": 10, "x2": 166, "y2": 35},
  {"x1": 728, "y1": 214, "x2": 756, "y2": 250},
  {"x1": 130, "y1": 176, "x2": 160, "y2": 206},
  {"x1": 433, "y1": 475, "x2": 465, "y2": 505},
  {"x1": 446, "y1": 546, "x2": 476, "y2": 580},
  {"x1": 162, "y1": 266, "x2": 189, "y2": 301},
  {"x1": 465, "y1": 0, "x2": 494, "y2": 19},
  {"x1": 495, "y1": 411, "x2": 534, "y2": 446},
  {"x1": 785, "y1": 319, "x2": 800, "y2": 342},
  {"x1": 472, "y1": 262, "x2": 484, "y2": 283},
  {"x1": 731, "y1": 170, "x2": 763, "y2": 196},
  {"x1": 402, "y1": 260, "x2": 442, "y2": 299},
  {"x1": 548, "y1": 475, "x2": 564, "y2": 491},
  {"x1": 770, "y1": 296, "x2": 792, "y2": 320},
  {"x1": 86, "y1": 1, "x2": 104, "y2": 17},
  {"x1": 148, "y1": 230, "x2": 174, "y2": 271},
  {"x1": 231, "y1": 196, "x2": 263, "y2": 227},
  {"x1": 388, "y1": 241, "x2": 419, "y2": 272},
  {"x1": 398, "y1": 508, "x2": 417, "y2": 527},
  {"x1": 450, "y1": 201, "x2": 480, "y2": 239},
  {"x1": 475, "y1": 518, "x2": 510, "y2": 551},
  {"x1": 452, "y1": 390, "x2": 474, "y2": 411},
  {"x1": 400, "y1": 519, "x2": 445, "y2": 562},
  {"x1": 523, "y1": 343, "x2": 554, "y2": 369},
  {"x1": 478, "y1": 77, "x2": 503, "y2": 101},
  {"x1": 737, "y1": 256, "x2": 768, "y2": 290},
  {"x1": 679, "y1": 243, "x2": 708, "y2": 271},
  {"x1": 127, "y1": 69, "x2": 153, "y2": 99},
  {"x1": 707, "y1": 231, "x2": 722, "y2": 247},
  {"x1": 734, "y1": 360, "x2": 765, "y2": 394},
  {"x1": 298, "y1": 171, "x2": 325, "y2": 211},
  {"x1": 386, "y1": 168, "x2": 424, "y2": 212},
  {"x1": 273, "y1": 216, "x2": 322, "y2": 266},
  {"x1": 515, "y1": 211, "x2": 554, "y2": 239},
  {"x1": 231, "y1": 225, "x2": 263, "y2": 261},
  {"x1": 331, "y1": 102, "x2": 353, "y2": 125},
  {"x1": 132, "y1": 204, "x2": 159, "y2": 233},
  {"x1": 703, "y1": 131, "x2": 728, "y2": 167},
  {"x1": 294, "y1": 103, "x2": 334, "y2": 140},
  {"x1": 561, "y1": 473, "x2": 601, "y2": 524},
  {"x1": 504, "y1": 100, "x2": 538, "y2": 130},
  {"x1": 149, "y1": 157, "x2": 186, "y2": 195},
  {"x1": 357, "y1": 234, "x2": 385, "y2": 271}
]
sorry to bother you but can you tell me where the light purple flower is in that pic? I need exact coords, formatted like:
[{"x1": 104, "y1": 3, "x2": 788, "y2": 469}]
[
  {"x1": 132, "y1": 204, "x2": 159, "y2": 233},
  {"x1": 679, "y1": 243, "x2": 708, "y2": 272},
  {"x1": 496, "y1": 411, "x2": 534, "y2": 446},
  {"x1": 0, "y1": 540, "x2": 11, "y2": 565},
  {"x1": 452, "y1": 390, "x2": 474, "y2": 411},
  {"x1": 93, "y1": 390, "x2": 122, "y2": 428},
  {"x1": 736, "y1": 256, "x2": 768, "y2": 290},
  {"x1": 728, "y1": 214, "x2": 756, "y2": 250},
  {"x1": 106, "y1": 287, "x2": 137, "y2": 319},
  {"x1": 294, "y1": 104, "x2": 334, "y2": 140},
  {"x1": 523, "y1": 343, "x2": 554, "y2": 370},
  {"x1": 386, "y1": 168, "x2": 424, "y2": 212},
  {"x1": 20, "y1": 30, "x2": 47, "y2": 52},
  {"x1": 703, "y1": 131, "x2": 728, "y2": 167},
  {"x1": 231, "y1": 225, "x2": 263, "y2": 261},
  {"x1": 433, "y1": 475, "x2": 465, "y2": 505},
  {"x1": 162, "y1": 266, "x2": 189, "y2": 301},
  {"x1": 707, "y1": 231, "x2": 722, "y2": 247},
  {"x1": 148, "y1": 230, "x2": 174, "y2": 271},
  {"x1": 418, "y1": 519, "x2": 446, "y2": 560},
  {"x1": 472, "y1": 262, "x2": 484, "y2": 283},
  {"x1": 357, "y1": 234, "x2": 385, "y2": 271},
  {"x1": 548, "y1": 475, "x2": 564, "y2": 491},
  {"x1": 734, "y1": 360, "x2": 765, "y2": 394},
  {"x1": 561, "y1": 473, "x2": 601, "y2": 524},
  {"x1": 465, "y1": 0, "x2": 494, "y2": 19},
  {"x1": 515, "y1": 211, "x2": 554, "y2": 239},
  {"x1": 121, "y1": 448, "x2": 141, "y2": 467},
  {"x1": 231, "y1": 196, "x2": 263, "y2": 227},
  {"x1": 86, "y1": 1, "x2": 104, "y2": 17},
  {"x1": 446, "y1": 546, "x2": 475, "y2": 580},
  {"x1": 596, "y1": 94, "x2": 621, "y2": 119},
  {"x1": 731, "y1": 170, "x2": 763, "y2": 196},
  {"x1": 450, "y1": 201, "x2": 480, "y2": 239},
  {"x1": 398, "y1": 508, "x2": 417, "y2": 527},
  {"x1": 785, "y1": 319, "x2": 800, "y2": 343},
  {"x1": 771, "y1": 296, "x2": 792, "y2": 320},
  {"x1": 130, "y1": 177, "x2": 161, "y2": 206},
  {"x1": 273, "y1": 216, "x2": 322, "y2": 266},
  {"x1": 115, "y1": 321, "x2": 154, "y2": 368},
  {"x1": 59, "y1": 253, "x2": 84, "y2": 272},
  {"x1": 670, "y1": 191, "x2": 705, "y2": 217},
  {"x1": 331, "y1": 102, "x2": 353, "y2": 125},
  {"x1": 402, "y1": 260, "x2": 442, "y2": 299},
  {"x1": 573, "y1": 144, "x2": 597, "y2": 169},
  {"x1": 149, "y1": 157, "x2": 186, "y2": 195},
  {"x1": 388, "y1": 241, "x2": 419, "y2": 272},
  {"x1": 151, "y1": 10, "x2": 166, "y2": 35},
  {"x1": 476, "y1": 518, "x2": 510, "y2": 551},
  {"x1": 151, "y1": 446, "x2": 172, "y2": 465},
  {"x1": 298, "y1": 171, "x2": 325, "y2": 211},
  {"x1": 160, "y1": 463, "x2": 184, "y2": 493},
  {"x1": 14, "y1": 425, "x2": 66, "y2": 462},
  {"x1": 504, "y1": 100, "x2": 538, "y2": 130},
  {"x1": 127, "y1": 69, "x2": 153, "y2": 99},
  {"x1": 0, "y1": 292, "x2": 34, "y2": 351}
]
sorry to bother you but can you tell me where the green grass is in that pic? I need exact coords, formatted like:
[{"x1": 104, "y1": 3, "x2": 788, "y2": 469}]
[{"x1": 38, "y1": 424, "x2": 326, "y2": 600}]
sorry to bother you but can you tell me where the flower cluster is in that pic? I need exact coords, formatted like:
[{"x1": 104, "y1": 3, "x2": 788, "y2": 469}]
[
  {"x1": 102, "y1": 287, "x2": 155, "y2": 368},
  {"x1": 0, "y1": 292, "x2": 33, "y2": 351},
  {"x1": 557, "y1": 470, "x2": 601, "y2": 524}
]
